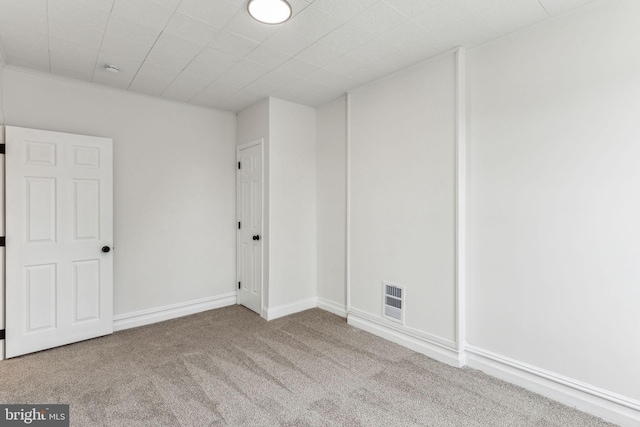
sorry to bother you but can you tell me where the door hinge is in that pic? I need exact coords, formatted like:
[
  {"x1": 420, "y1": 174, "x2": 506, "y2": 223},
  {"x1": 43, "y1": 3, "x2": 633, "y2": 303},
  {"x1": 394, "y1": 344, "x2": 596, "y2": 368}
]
[
  {"x1": 238, "y1": 282, "x2": 241, "y2": 290},
  {"x1": 238, "y1": 161, "x2": 241, "y2": 169},
  {"x1": 0, "y1": 144, "x2": 5, "y2": 154},
  {"x1": 0, "y1": 329, "x2": 5, "y2": 340},
  {"x1": 238, "y1": 222, "x2": 241, "y2": 229},
  {"x1": 0, "y1": 236, "x2": 5, "y2": 247}
]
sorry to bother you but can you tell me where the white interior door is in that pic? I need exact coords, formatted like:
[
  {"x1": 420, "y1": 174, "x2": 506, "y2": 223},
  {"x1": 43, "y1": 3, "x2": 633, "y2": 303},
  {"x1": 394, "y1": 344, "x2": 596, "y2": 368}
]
[
  {"x1": 237, "y1": 140, "x2": 263, "y2": 315},
  {"x1": 5, "y1": 126, "x2": 113, "y2": 358}
]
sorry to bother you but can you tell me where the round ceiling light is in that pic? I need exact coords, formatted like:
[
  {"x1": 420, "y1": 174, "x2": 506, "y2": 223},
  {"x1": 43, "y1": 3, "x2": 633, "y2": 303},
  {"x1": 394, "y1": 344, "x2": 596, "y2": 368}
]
[{"x1": 247, "y1": 0, "x2": 292, "y2": 25}]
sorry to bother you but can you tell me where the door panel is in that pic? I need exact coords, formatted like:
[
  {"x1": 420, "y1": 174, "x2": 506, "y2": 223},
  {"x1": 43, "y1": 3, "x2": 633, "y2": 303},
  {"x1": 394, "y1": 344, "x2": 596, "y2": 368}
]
[
  {"x1": 6, "y1": 126, "x2": 113, "y2": 358},
  {"x1": 73, "y1": 259, "x2": 101, "y2": 323},
  {"x1": 237, "y1": 141, "x2": 263, "y2": 315},
  {"x1": 25, "y1": 264, "x2": 57, "y2": 332}
]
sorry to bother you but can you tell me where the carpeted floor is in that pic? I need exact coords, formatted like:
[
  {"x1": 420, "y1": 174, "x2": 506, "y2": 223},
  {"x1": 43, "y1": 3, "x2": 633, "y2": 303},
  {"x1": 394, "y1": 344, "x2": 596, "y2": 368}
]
[{"x1": 0, "y1": 306, "x2": 617, "y2": 426}]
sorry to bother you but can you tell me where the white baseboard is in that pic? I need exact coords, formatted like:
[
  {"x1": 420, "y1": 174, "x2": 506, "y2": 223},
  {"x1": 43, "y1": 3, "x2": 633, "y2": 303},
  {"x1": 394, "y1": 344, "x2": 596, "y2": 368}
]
[
  {"x1": 265, "y1": 297, "x2": 318, "y2": 321},
  {"x1": 317, "y1": 297, "x2": 347, "y2": 318},
  {"x1": 466, "y1": 345, "x2": 640, "y2": 427},
  {"x1": 347, "y1": 310, "x2": 464, "y2": 368},
  {"x1": 113, "y1": 292, "x2": 237, "y2": 332},
  {"x1": 0, "y1": 340, "x2": 4, "y2": 361}
]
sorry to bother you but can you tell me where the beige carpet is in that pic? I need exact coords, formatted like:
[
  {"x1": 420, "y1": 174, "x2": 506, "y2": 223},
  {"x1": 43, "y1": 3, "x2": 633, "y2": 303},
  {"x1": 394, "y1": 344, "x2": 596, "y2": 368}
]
[{"x1": 0, "y1": 306, "x2": 616, "y2": 426}]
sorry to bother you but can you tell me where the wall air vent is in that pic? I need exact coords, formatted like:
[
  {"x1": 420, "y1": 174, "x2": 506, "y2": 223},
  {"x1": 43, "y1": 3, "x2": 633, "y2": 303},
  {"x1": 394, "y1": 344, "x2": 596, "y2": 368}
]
[{"x1": 382, "y1": 281, "x2": 405, "y2": 324}]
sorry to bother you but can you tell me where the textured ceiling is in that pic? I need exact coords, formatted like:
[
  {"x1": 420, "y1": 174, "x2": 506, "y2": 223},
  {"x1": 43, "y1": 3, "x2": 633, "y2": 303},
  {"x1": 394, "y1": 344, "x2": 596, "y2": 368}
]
[{"x1": 0, "y1": 0, "x2": 597, "y2": 112}]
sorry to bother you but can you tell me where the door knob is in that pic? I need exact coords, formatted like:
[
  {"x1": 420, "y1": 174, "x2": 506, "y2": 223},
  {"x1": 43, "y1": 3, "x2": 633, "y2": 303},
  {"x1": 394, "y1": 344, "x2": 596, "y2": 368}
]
[
  {"x1": 253, "y1": 235, "x2": 260, "y2": 241},
  {"x1": 102, "y1": 246, "x2": 111, "y2": 253}
]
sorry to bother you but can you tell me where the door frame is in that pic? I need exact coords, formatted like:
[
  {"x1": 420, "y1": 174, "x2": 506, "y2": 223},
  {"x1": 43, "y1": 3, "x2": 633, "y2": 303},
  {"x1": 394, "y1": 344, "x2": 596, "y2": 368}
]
[{"x1": 236, "y1": 139, "x2": 265, "y2": 318}]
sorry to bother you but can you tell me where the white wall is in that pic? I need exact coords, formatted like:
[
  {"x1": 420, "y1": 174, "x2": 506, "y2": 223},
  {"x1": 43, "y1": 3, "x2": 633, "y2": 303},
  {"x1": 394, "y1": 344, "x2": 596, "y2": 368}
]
[
  {"x1": 4, "y1": 69, "x2": 237, "y2": 316},
  {"x1": 316, "y1": 98, "x2": 347, "y2": 308},
  {"x1": 468, "y1": 0, "x2": 640, "y2": 401},
  {"x1": 349, "y1": 54, "x2": 458, "y2": 344},
  {"x1": 268, "y1": 98, "x2": 317, "y2": 308}
]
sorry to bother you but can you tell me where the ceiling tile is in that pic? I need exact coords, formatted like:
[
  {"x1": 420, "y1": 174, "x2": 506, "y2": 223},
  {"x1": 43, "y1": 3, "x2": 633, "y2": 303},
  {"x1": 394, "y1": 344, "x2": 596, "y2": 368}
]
[
  {"x1": 178, "y1": 0, "x2": 241, "y2": 28},
  {"x1": 412, "y1": 0, "x2": 476, "y2": 34},
  {"x1": 48, "y1": 19, "x2": 105, "y2": 50},
  {"x1": 225, "y1": 13, "x2": 280, "y2": 43},
  {"x1": 0, "y1": 29, "x2": 49, "y2": 62},
  {"x1": 50, "y1": 65, "x2": 94, "y2": 82},
  {"x1": 382, "y1": 0, "x2": 446, "y2": 17},
  {"x1": 475, "y1": 0, "x2": 549, "y2": 35},
  {"x1": 305, "y1": 68, "x2": 357, "y2": 90},
  {"x1": 163, "y1": 12, "x2": 220, "y2": 46},
  {"x1": 379, "y1": 21, "x2": 448, "y2": 53},
  {"x1": 48, "y1": 0, "x2": 110, "y2": 30},
  {"x1": 208, "y1": 31, "x2": 259, "y2": 57},
  {"x1": 78, "y1": 0, "x2": 115, "y2": 12},
  {"x1": 537, "y1": 0, "x2": 596, "y2": 16},
  {"x1": 101, "y1": 17, "x2": 162, "y2": 61},
  {"x1": 295, "y1": 42, "x2": 342, "y2": 67},
  {"x1": 215, "y1": 90, "x2": 265, "y2": 112},
  {"x1": 224, "y1": 58, "x2": 271, "y2": 84},
  {"x1": 145, "y1": 32, "x2": 204, "y2": 71},
  {"x1": 322, "y1": 54, "x2": 367, "y2": 77},
  {"x1": 223, "y1": 0, "x2": 251, "y2": 7},
  {"x1": 459, "y1": 0, "x2": 507, "y2": 14},
  {"x1": 0, "y1": 0, "x2": 47, "y2": 29},
  {"x1": 4, "y1": 53, "x2": 49, "y2": 73},
  {"x1": 195, "y1": 47, "x2": 242, "y2": 70},
  {"x1": 161, "y1": 73, "x2": 212, "y2": 102},
  {"x1": 347, "y1": 39, "x2": 398, "y2": 64},
  {"x1": 275, "y1": 58, "x2": 318, "y2": 78},
  {"x1": 245, "y1": 46, "x2": 292, "y2": 68},
  {"x1": 312, "y1": 0, "x2": 378, "y2": 20},
  {"x1": 433, "y1": 17, "x2": 498, "y2": 47},
  {"x1": 318, "y1": 24, "x2": 372, "y2": 54},
  {"x1": 286, "y1": 0, "x2": 314, "y2": 16},
  {"x1": 240, "y1": 79, "x2": 280, "y2": 97},
  {"x1": 111, "y1": 0, "x2": 175, "y2": 30},
  {"x1": 49, "y1": 37, "x2": 99, "y2": 73},
  {"x1": 182, "y1": 60, "x2": 227, "y2": 81},
  {"x1": 286, "y1": 6, "x2": 344, "y2": 40},
  {"x1": 260, "y1": 69, "x2": 301, "y2": 88},
  {"x1": 147, "y1": 0, "x2": 182, "y2": 9},
  {"x1": 190, "y1": 79, "x2": 239, "y2": 107},
  {"x1": 261, "y1": 27, "x2": 316, "y2": 56},
  {"x1": 129, "y1": 62, "x2": 181, "y2": 96},
  {"x1": 348, "y1": 2, "x2": 408, "y2": 38}
]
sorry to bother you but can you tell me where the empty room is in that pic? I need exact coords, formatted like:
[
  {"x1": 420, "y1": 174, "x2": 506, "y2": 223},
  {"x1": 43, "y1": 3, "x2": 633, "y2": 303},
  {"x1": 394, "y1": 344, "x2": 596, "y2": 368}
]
[{"x1": 0, "y1": 0, "x2": 638, "y2": 425}]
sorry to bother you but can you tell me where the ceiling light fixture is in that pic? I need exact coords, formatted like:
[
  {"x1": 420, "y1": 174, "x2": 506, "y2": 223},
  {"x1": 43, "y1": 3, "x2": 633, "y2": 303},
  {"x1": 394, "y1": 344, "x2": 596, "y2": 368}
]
[
  {"x1": 104, "y1": 64, "x2": 120, "y2": 73},
  {"x1": 247, "y1": 0, "x2": 292, "y2": 25}
]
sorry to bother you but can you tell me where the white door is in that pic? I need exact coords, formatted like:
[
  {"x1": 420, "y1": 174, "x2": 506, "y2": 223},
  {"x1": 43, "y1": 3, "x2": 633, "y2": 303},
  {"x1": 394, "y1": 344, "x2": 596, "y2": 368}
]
[
  {"x1": 5, "y1": 126, "x2": 113, "y2": 358},
  {"x1": 237, "y1": 140, "x2": 263, "y2": 315}
]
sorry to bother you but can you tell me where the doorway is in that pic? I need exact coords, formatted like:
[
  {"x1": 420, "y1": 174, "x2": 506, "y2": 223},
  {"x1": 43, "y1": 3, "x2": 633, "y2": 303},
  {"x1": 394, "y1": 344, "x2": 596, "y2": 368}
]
[{"x1": 236, "y1": 139, "x2": 263, "y2": 315}]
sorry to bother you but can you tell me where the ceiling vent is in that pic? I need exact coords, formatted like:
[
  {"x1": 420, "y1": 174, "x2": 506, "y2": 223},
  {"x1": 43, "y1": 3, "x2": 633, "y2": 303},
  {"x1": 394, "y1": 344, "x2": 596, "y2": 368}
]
[{"x1": 382, "y1": 281, "x2": 404, "y2": 324}]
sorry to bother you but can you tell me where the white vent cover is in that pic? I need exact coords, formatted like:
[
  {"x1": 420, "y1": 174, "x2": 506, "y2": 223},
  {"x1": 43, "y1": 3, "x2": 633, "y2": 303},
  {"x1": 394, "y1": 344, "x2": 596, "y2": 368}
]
[{"x1": 382, "y1": 281, "x2": 404, "y2": 324}]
